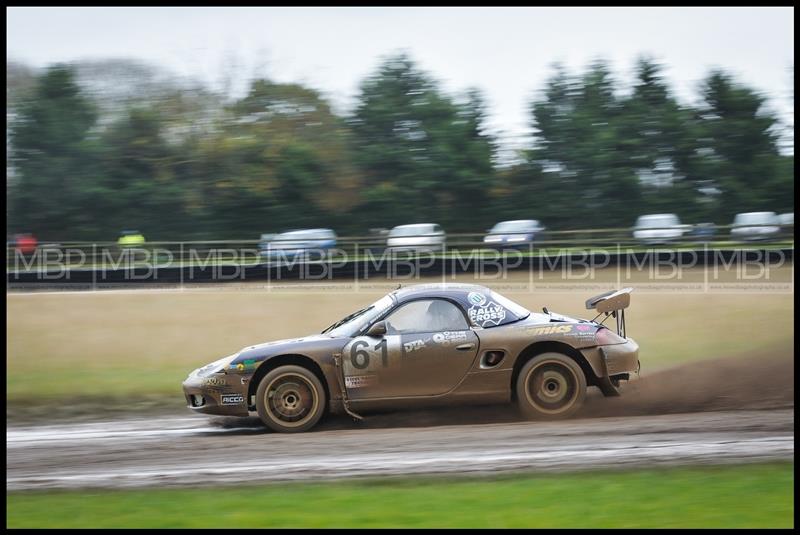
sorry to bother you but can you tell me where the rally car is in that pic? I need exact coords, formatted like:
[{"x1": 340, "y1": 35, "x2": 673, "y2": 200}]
[{"x1": 183, "y1": 283, "x2": 639, "y2": 433}]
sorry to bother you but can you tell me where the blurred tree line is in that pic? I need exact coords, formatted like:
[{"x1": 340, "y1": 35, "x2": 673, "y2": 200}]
[{"x1": 6, "y1": 54, "x2": 794, "y2": 241}]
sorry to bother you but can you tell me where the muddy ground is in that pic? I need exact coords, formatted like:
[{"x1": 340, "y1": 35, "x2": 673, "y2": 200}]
[{"x1": 7, "y1": 354, "x2": 794, "y2": 490}]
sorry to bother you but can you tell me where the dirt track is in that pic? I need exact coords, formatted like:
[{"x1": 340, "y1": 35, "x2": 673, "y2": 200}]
[{"x1": 7, "y1": 355, "x2": 794, "y2": 491}]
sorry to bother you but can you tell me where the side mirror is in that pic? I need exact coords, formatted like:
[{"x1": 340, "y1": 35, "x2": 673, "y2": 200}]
[{"x1": 366, "y1": 321, "x2": 387, "y2": 337}]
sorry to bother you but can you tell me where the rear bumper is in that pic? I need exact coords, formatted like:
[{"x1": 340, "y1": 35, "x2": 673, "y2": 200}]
[
  {"x1": 600, "y1": 338, "x2": 640, "y2": 376},
  {"x1": 580, "y1": 338, "x2": 640, "y2": 397},
  {"x1": 181, "y1": 375, "x2": 250, "y2": 417}
]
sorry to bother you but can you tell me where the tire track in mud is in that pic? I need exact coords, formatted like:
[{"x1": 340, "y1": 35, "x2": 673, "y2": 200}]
[{"x1": 7, "y1": 409, "x2": 793, "y2": 490}]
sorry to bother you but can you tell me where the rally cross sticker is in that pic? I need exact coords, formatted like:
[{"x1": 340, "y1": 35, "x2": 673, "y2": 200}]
[{"x1": 468, "y1": 301, "x2": 506, "y2": 327}]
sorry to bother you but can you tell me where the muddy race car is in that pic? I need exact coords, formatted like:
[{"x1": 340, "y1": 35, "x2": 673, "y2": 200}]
[{"x1": 183, "y1": 284, "x2": 639, "y2": 433}]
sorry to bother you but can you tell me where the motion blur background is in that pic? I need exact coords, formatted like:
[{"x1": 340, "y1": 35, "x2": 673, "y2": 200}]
[
  {"x1": 5, "y1": 7, "x2": 794, "y2": 240},
  {"x1": 5, "y1": 6, "x2": 795, "y2": 529}
]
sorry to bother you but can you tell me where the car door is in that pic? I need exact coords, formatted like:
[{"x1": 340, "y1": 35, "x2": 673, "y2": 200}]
[{"x1": 342, "y1": 298, "x2": 479, "y2": 399}]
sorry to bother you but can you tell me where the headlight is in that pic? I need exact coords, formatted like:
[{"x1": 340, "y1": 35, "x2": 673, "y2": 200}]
[
  {"x1": 191, "y1": 355, "x2": 237, "y2": 378},
  {"x1": 507, "y1": 235, "x2": 528, "y2": 242},
  {"x1": 484, "y1": 236, "x2": 502, "y2": 243}
]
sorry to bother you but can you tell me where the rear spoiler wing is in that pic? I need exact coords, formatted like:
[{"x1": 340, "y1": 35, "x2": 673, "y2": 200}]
[{"x1": 586, "y1": 287, "x2": 633, "y2": 337}]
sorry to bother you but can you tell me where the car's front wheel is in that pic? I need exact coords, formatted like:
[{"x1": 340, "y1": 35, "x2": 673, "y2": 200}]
[
  {"x1": 516, "y1": 353, "x2": 586, "y2": 420},
  {"x1": 256, "y1": 365, "x2": 326, "y2": 433}
]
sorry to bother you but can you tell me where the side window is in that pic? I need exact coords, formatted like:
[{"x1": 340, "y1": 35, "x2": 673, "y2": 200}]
[{"x1": 384, "y1": 299, "x2": 468, "y2": 334}]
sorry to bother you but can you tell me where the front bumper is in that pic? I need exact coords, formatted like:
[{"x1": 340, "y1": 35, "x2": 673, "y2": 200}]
[{"x1": 182, "y1": 374, "x2": 250, "y2": 417}]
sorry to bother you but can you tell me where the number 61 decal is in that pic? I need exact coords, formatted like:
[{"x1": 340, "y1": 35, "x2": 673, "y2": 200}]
[{"x1": 350, "y1": 338, "x2": 388, "y2": 369}]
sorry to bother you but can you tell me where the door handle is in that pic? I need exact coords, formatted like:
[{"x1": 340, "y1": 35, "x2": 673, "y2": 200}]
[{"x1": 455, "y1": 343, "x2": 475, "y2": 351}]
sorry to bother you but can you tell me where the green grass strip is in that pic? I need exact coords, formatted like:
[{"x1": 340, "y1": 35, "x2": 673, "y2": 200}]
[{"x1": 7, "y1": 462, "x2": 794, "y2": 528}]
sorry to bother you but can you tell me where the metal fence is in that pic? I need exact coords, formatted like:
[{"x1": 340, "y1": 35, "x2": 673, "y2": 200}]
[{"x1": 6, "y1": 223, "x2": 794, "y2": 273}]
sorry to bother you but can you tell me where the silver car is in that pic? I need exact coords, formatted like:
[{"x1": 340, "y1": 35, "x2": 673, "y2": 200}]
[
  {"x1": 632, "y1": 214, "x2": 691, "y2": 245},
  {"x1": 386, "y1": 223, "x2": 446, "y2": 253},
  {"x1": 730, "y1": 212, "x2": 781, "y2": 241}
]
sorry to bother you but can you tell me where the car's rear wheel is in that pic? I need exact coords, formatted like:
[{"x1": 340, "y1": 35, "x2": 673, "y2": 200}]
[
  {"x1": 516, "y1": 353, "x2": 586, "y2": 420},
  {"x1": 256, "y1": 365, "x2": 326, "y2": 433}
]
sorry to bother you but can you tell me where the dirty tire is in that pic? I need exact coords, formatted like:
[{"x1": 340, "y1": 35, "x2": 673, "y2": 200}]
[
  {"x1": 256, "y1": 365, "x2": 326, "y2": 433},
  {"x1": 516, "y1": 352, "x2": 587, "y2": 420}
]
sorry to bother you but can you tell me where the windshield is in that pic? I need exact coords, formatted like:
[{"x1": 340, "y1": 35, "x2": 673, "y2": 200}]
[
  {"x1": 389, "y1": 225, "x2": 433, "y2": 237},
  {"x1": 734, "y1": 212, "x2": 777, "y2": 225},
  {"x1": 491, "y1": 220, "x2": 538, "y2": 233},
  {"x1": 636, "y1": 215, "x2": 678, "y2": 228},
  {"x1": 323, "y1": 294, "x2": 395, "y2": 337}
]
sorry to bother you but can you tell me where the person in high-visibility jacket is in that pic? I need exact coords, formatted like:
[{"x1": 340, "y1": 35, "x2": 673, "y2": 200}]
[{"x1": 118, "y1": 230, "x2": 145, "y2": 247}]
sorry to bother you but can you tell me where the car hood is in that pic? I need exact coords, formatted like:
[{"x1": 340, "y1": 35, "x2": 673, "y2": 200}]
[
  {"x1": 238, "y1": 334, "x2": 329, "y2": 354},
  {"x1": 227, "y1": 334, "x2": 345, "y2": 370}
]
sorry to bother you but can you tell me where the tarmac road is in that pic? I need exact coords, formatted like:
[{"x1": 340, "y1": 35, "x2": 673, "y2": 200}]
[{"x1": 7, "y1": 408, "x2": 794, "y2": 491}]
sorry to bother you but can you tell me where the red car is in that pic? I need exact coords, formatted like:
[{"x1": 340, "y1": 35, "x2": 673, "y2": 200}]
[{"x1": 14, "y1": 234, "x2": 38, "y2": 255}]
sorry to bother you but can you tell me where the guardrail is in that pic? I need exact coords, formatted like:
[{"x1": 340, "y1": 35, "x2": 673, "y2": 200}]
[
  {"x1": 6, "y1": 223, "x2": 793, "y2": 287},
  {"x1": 7, "y1": 223, "x2": 794, "y2": 272}
]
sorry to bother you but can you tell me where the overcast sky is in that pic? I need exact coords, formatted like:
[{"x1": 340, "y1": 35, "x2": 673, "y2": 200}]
[{"x1": 6, "y1": 6, "x2": 795, "y2": 152}]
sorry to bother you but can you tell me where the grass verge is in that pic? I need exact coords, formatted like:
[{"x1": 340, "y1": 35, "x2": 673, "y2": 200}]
[{"x1": 6, "y1": 462, "x2": 794, "y2": 528}]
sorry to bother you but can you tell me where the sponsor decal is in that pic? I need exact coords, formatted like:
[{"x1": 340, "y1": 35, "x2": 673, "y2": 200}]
[
  {"x1": 569, "y1": 323, "x2": 597, "y2": 341},
  {"x1": 467, "y1": 292, "x2": 486, "y2": 306},
  {"x1": 468, "y1": 301, "x2": 506, "y2": 327},
  {"x1": 403, "y1": 338, "x2": 426, "y2": 353},
  {"x1": 231, "y1": 359, "x2": 257, "y2": 372},
  {"x1": 345, "y1": 375, "x2": 377, "y2": 389},
  {"x1": 529, "y1": 325, "x2": 573, "y2": 335},
  {"x1": 220, "y1": 393, "x2": 244, "y2": 405},
  {"x1": 432, "y1": 331, "x2": 469, "y2": 345},
  {"x1": 527, "y1": 324, "x2": 597, "y2": 340},
  {"x1": 201, "y1": 377, "x2": 227, "y2": 387}
]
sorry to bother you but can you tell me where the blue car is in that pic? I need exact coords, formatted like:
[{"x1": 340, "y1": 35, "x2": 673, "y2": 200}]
[
  {"x1": 483, "y1": 220, "x2": 545, "y2": 250},
  {"x1": 259, "y1": 229, "x2": 338, "y2": 262}
]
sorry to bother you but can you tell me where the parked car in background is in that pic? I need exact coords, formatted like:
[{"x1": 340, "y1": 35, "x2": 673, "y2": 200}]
[
  {"x1": 777, "y1": 213, "x2": 793, "y2": 240},
  {"x1": 483, "y1": 220, "x2": 545, "y2": 250},
  {"x1": 12, "y1": 233, "x2": 38, "y2": 256},
  {"x1": 730, "y1": 212, "x2": 781, "y2": 241},
  {"x1": 258, "y1": 233, "x2": 276, "y2": 249},
  {"x1": 386, "y1": 223, "x2": 446, "y2": 253},
  {"x1": 687, "y1": 222, "x2": 717, "y2": 243},
  {"x1": 260, "y1": 229, "x2": 338, "y2": 261},
  {"x1": 632, "y1": 214, "x2": 690, "y2": 245}
]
